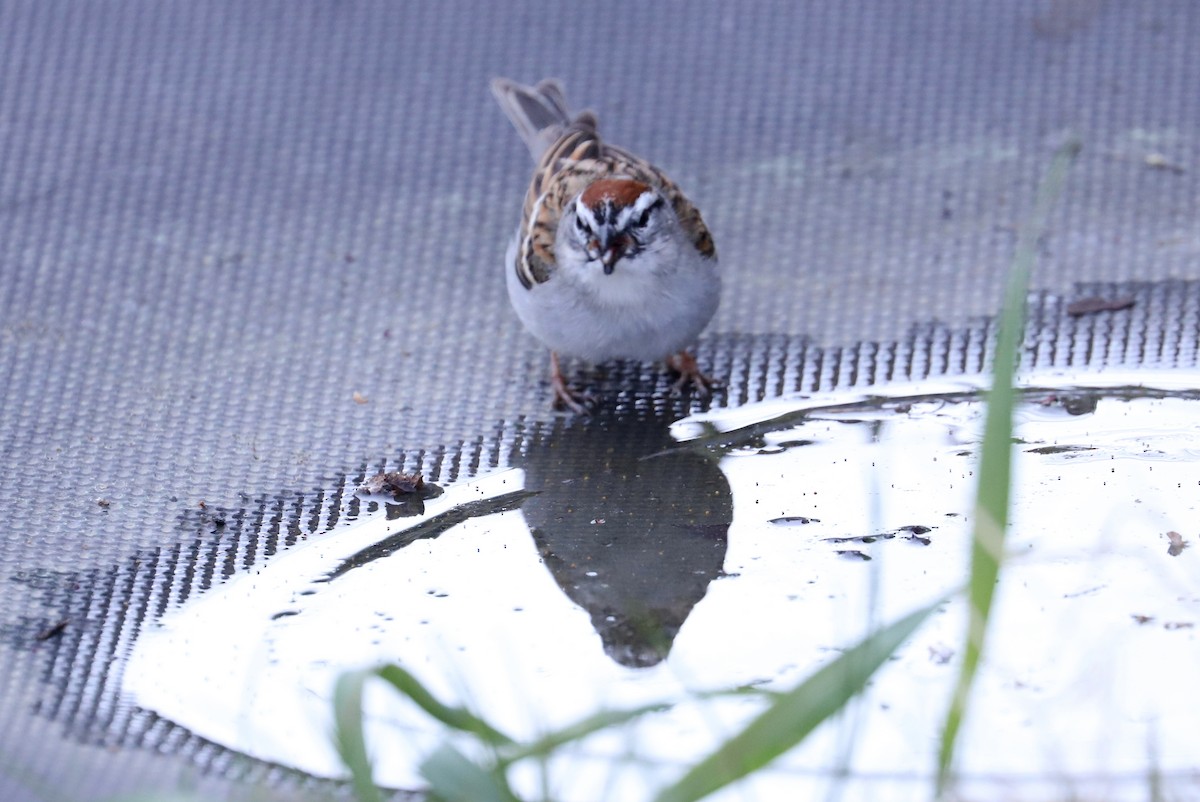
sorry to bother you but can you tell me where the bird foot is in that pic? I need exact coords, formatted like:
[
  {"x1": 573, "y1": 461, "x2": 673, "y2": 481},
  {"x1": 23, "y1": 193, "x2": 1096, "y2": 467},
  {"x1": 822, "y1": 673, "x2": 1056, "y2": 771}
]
[
  {"x1": 666, "y1": 351, "x2": 720, "y2": 397},
  {"x1": 549, "y1": 352, "x2": 593, "y2": 414}
]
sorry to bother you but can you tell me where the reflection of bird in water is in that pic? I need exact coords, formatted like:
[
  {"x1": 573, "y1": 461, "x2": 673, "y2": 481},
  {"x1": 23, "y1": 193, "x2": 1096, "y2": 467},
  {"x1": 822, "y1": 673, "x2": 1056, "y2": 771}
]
[{"x1": 513, "y1": 410, "x2": 732, "y2": 668}]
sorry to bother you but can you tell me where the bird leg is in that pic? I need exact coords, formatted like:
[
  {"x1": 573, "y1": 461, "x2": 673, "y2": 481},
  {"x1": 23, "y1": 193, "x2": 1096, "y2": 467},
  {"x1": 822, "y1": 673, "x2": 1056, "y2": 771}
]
[
  {"x1": 549, "y1": 351, "x2": 592, "y2": 414},
  {"x1": 666, "y1": 350, "x2": 719, "y2": 396}
]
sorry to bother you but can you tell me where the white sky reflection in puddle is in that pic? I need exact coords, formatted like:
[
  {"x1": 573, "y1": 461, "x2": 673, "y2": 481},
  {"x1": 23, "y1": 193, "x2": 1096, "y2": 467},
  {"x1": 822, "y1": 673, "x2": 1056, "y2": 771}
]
[{"x1": 123, "y1": 370, "x2": 1200, "y2": 801}]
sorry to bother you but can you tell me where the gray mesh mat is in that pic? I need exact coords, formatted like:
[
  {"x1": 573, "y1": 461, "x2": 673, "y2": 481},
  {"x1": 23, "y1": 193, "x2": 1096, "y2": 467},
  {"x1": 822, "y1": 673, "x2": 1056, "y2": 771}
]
[{"x1": 2, "y1": 1, "x2": 1199, "y2": 800}]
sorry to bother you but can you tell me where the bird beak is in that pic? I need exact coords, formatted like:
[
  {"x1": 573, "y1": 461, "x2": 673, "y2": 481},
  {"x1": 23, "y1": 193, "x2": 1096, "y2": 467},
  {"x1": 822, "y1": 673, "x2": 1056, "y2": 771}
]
[
  {"x1": 594, "y1": 232, "x2": 628, "y2": 274},
  {"x1": 601, "y1": 247, "x2": 620, "y2": 274},
  {"x1": 587, "y1": 237, "x2": 621, "y2": 274}
]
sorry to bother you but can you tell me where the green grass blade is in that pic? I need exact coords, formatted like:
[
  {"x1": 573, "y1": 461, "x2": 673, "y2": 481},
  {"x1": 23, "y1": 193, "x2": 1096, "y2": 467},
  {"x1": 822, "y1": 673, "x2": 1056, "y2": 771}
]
[
  {"x1": 332, "y1": 669, "x2": 385, "y2": 802},
  {"x1": 654, "y1": 597, "x2": 946, "y2": 802},
  {"x1": 935, "y1": 139, "x2": 1081, "y2": 795},
  {"x1": 375, "y1": 664, "x2": 514, "y2": 747},
  {"x1": 421, "y1": 743, "x2": 521, "y2": 802},
  {"x1": 498, "y1": 701, "x2": 674, "y2": 766}
]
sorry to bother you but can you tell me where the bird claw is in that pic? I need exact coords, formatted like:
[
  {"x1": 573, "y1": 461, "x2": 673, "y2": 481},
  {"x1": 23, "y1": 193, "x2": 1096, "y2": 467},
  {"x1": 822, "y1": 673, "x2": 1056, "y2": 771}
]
[
  {"x1": 551, "y1": 380, "x2": 594, "y2": 415},
  {"x1": 666, "y1": 351, "x2": 720, "y2": 397},
  {"x1": 544, "y1": 350, "x2": 717, "y2": 412},
  {"x1": 549, "y1": 351, "x2": 593, "y2": 415}
]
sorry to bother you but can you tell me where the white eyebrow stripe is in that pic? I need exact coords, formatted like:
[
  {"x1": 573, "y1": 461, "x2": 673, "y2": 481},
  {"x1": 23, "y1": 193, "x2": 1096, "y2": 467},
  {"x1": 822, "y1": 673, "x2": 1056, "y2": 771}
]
[
  {"x1": 575, "y1": 198, "x2": 603, "y2": 231},
  {"x1": 615, "y1": 190, "x2": 662, "y2": 228},
  {"x1": 631, "y1": 190, "x2": 660, "y2": 214}
]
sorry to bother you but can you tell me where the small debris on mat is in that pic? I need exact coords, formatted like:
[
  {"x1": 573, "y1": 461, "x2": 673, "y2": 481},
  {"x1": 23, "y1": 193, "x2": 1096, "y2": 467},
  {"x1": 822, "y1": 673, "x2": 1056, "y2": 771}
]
[
  {"x1": 360, "y1": 471, "x2": 429, "y2": 496},
  {"x1": 35, "y1": 619, "x2": 69, "y2": 641},
  {"x1": 1144, "y1": 152, "x2": 1185, "y2": 174},
  {"x1": 1033, "y1": 392, "x2": 1100, "y2": 416},
  {"x1": 836, "y1": 549, "x2": 872, "y2": 561},
  {"x1": 775, "y1": 439, "x2": 815, "y2": 449},
  {"x1": 1165, "y1": 530, "x2": 1188, "y2": 557},
  {"x1": 1164, "y1": 621, "x2": 1194, "y2": 630},
  {"x1": 352, "y1": 391, "x2": 369, "y2": 404},
  {"x1": 1025, "y1": 444, "x2": 1097, "y2": 455},
  {"x1": 928, "y1": 644, "x2": 954, "y2": 664},
  {"x1": 358, "y1": 471, "x2": 444, "y2": 518},
  {"x1": 1066, "y1": 296, "x2": 1136, "y2": 316},
  {"x1": 825, "y1": 533, "x2": 894, "y2": 544},
  {"x1": 823, "y1": 524, "x2": 933, "y2": 547},
  {"x1": 769, "y1": 516, "x2": 820, "y2": 525},
  {"x1": 1131, "y1": 614, "x2": 1154, "y2": 625}
]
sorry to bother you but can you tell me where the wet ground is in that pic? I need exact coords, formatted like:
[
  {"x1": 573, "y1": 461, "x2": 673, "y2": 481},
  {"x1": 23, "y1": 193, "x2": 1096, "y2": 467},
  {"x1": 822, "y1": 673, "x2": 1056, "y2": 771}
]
[{"x1": 119, "y1": 369, "x2": 1200, "y2": 801}]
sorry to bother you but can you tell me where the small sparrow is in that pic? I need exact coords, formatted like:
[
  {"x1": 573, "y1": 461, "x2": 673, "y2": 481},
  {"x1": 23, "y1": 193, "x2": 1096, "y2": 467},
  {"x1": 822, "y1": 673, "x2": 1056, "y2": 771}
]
[{"x1": 491, "y1": 77, "x2": 720, "y2": 413}]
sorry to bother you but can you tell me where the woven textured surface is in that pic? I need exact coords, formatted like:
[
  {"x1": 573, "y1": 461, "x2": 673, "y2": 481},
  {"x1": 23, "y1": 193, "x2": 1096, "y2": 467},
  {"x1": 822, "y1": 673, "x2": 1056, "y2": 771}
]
[{"x1": 2, "y1": 1, "x2": 1198, "y2": 799}]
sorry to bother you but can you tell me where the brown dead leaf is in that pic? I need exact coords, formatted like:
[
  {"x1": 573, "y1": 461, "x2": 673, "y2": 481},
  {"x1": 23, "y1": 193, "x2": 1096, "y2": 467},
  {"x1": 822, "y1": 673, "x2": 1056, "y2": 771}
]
[
  {"x1": 1066, "y1": 296, "x2": 1136, "y2": 316},
  {"x1": 361, "y1": 471, "x2": 426, "y2": 496}
]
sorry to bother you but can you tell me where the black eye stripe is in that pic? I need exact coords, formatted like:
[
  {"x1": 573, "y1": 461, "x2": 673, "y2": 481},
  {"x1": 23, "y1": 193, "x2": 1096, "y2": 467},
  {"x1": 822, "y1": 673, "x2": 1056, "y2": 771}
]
[{"x1": 635, "y1": 197, "x2": 663, "y2": 227}]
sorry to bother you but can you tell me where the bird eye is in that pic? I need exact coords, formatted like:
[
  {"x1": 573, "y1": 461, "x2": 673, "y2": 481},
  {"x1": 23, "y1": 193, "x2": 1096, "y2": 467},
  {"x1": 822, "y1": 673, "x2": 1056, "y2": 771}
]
[
  {"x1": 575, "y1": 215, "x2": 589, "y2": 234},
  {"x1": 635, "y1": 199, "x2": 661, "y2": 228}
]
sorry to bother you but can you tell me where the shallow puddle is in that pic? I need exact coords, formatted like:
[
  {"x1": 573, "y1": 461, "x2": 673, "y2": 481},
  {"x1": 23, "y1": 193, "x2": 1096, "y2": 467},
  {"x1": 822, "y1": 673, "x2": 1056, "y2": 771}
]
[{"x1": 123, "y1": 370, "x2": 1200, "y2": 801}]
